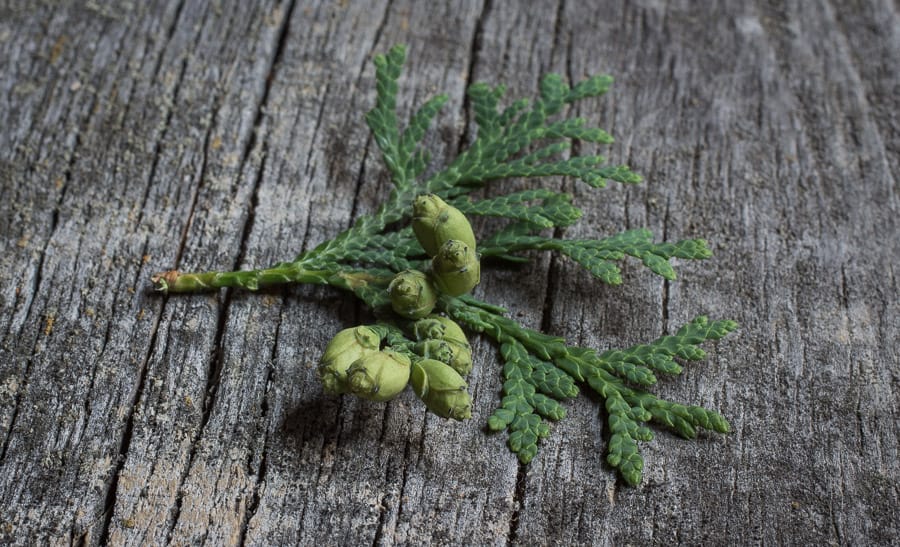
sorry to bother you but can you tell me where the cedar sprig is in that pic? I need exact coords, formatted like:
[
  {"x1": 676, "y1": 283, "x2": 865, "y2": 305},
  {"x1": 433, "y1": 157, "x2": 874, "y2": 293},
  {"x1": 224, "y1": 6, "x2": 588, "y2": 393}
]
[{"x1": 150, "y1": 44, "x2": 737, "y2": 486}]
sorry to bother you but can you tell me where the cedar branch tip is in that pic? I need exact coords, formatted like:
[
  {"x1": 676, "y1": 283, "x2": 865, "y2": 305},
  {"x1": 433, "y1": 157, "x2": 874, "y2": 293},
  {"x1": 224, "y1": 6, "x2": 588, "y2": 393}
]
[{"x1": 150, "y1": 270, "x2": 179, "y2": 292}]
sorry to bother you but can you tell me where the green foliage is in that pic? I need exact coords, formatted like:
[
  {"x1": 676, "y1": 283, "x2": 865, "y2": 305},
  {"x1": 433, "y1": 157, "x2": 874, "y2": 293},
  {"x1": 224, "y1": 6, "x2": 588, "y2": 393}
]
[
  {"x1": 448, "y1": 294, "x2": 736, "y2": 483},
  {"x1": 152, "y1": 45, "x2": 738, "y2": 486},
  {"x1": 487, "y1": 340, "x2": 575, "y2": 463},
  {"x1": 453, "y1": 189, "x2": 583, "y2": 228},
  {"x1": 482, "y1": 227, "x2": 712, "y2": 285}
]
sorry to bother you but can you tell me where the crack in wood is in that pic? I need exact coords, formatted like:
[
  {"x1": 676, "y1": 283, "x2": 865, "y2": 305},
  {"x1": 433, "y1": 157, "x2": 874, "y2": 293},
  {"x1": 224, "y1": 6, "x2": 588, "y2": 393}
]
[
  {"x1": 0, "y1": 5, "x2": 167, "y2": 544},
  {"x1": 236, "y1": 314, "x2": 277, "y2": 547},
  {"x1": 162, "y1": 1, "x2": 298, "y2": 541},
  {"x1": 95, "y1": 288, "x2": 169, "y2": 546},
  {"x1": 505, "y1": 463, "x2": 527, "y2": 545},
  {"x1": 345, "y1": 0, "x2": 393, "y2": 236},
  {"x1": 0, "y1": 60, "x2": 104, "y2": 465},
  {"x1": 133, "y1": 0, "x2": 190, "y2": 230},
  {"x1": 457, "y1": 0, "x2": 491, "y2": 154},
  {"x1": 550, "y1": 0, "x2": 566, "y2": 72},
  {"x1": 86, "y1": 2, "x2": 205, "y2": 543},
  {"x1": 826, "y1": 0, "x2": 900, "y2": 193}
]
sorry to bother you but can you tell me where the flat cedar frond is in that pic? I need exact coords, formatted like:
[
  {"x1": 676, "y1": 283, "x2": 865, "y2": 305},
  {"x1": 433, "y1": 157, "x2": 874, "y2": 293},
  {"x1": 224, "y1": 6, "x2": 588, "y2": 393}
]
[
  {"x1": 151, "y1": 44, "x2": 737, "y2": 487},
  {"x1": 453, "y1": 189, "x2": 583, "y2": 228},
  {"x1": 482, "y1": 226, "x2": 712, "y2": 285}
]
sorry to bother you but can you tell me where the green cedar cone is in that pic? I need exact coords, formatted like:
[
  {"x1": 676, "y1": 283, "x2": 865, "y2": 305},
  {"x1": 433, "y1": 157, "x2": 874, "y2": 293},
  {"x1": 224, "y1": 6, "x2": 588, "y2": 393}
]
[
  {"x1": 318, "y1": 326, "x2": 382, "y2": 394},
  {"x1": 412, "y1": 194, "x2": 477, "y2": 256},
  {"x1": 347, "y1": 349, "x2": 412, "y2": 402},
  {"x1": 388, "y1": 269, "x2": 439, "y2": 319},
  {"x1": 413, "y1": 339, "x2": 473, "y2": 376},
  {"x1": 410, "y1": 359, "x2": 472, "y2": 420},
  {"x1": 432, "y1": 240, "x2": 480, "y2": 296},
  {"x1": 413, "y1": 315, "x2": 470, "y2": 348}
]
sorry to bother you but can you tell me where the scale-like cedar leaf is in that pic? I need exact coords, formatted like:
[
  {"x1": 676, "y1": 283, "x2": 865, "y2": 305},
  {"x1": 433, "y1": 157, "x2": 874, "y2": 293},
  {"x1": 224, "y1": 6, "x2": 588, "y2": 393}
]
[
  {"x1": 479, "y1": 228, "x2": 712, "y2": 284},
  {"x1": 454, "y1": 189, "x2": 582, "y2": 228}
]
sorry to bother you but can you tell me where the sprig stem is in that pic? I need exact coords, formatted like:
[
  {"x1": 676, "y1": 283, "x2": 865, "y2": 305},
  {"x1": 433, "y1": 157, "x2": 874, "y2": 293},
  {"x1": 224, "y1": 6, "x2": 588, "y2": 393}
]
[
  {"x1": 150, "y1": 262, "x2": 329, "y2": 292},
  {"x1": 150, "y1": 261, "x2": 394, "y2": 302}
]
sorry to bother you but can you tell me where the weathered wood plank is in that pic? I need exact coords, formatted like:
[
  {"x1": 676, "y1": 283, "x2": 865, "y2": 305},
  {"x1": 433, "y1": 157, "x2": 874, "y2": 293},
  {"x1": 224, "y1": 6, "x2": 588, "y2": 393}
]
[
  {"x1": 0, "y1": 1, "x2": 226, "y2": 543},
  {"x1": 512, "y1": 0, "x2": 900, "y2": 545},
  {"x1": 0, "y1": 0, "x2": 897, "y2": 545}
]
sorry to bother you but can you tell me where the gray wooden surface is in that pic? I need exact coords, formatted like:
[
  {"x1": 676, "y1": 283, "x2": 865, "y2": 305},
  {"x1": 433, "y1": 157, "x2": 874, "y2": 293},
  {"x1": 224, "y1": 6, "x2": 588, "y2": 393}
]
[{"x1": 1, "y1": 0, "x2": 898, "y2": 545}]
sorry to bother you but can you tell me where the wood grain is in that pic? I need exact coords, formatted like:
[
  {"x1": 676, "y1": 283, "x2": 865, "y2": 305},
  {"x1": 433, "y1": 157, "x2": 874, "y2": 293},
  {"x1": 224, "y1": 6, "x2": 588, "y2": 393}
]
[{"x1": 0, "y1": 0, "x2": 897, "y2": 545}]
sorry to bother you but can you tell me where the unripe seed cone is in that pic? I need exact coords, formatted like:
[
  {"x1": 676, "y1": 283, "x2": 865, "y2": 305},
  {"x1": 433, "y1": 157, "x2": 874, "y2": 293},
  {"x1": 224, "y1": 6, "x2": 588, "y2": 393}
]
[
  {"x1": 412, "y1": 315, "x2": 470, "y2": 348},
  {"x1": 432, "y1": 240, "x2": 480, "y2": 296},
  {"x1": 410, "y1": 359, "x2": 472, "y2": 420},
  {"x1": 388, "y1": 270, "x2": 438, "y2": 319},
  {"x1": 414, "y1": 339, "x2": 473, "y2": 376},
  {"x1": 414, "y1": 339, "x2": 454, "y2": 363},
  {"x1": 432, "y1": 316, "x2": 470, "y2": 348},
  {"x1": 318, "y1": 326, "x2": 381, "y2": 394},
  {"x1": 346, "y1": 349, "x2": 411, "y2": 402},
  {"x1": 415, "y1": 316, "x2": 472, "y2": 374},
  {"x1": 412, "y1": 317, "x2": 444, "y2": 341},
  {"x1": 412, "y1": 194, "x2": 477, "y2": 256},
  {"x1": 446, "y1": 342, "x2": 473, "y2": 376}
]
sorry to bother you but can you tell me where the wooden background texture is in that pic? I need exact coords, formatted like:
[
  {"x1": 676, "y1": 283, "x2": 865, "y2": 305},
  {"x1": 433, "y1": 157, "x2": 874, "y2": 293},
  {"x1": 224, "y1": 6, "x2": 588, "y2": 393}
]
[{"x1": 0, "y1": 0, "x2": 897, "y2": 545}]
